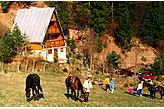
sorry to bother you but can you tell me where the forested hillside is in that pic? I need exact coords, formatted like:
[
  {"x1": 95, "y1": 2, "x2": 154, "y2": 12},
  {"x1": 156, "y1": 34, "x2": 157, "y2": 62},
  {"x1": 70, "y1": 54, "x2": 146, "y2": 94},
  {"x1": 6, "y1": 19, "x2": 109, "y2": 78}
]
[
  {"x1": 45, "y1": 1, "x2": 164, "y2": 49},
  {"x1": 45, "y1": 1, "x2": 163, "y2": 74},
  {"x1": 0, "y1": 1, "x2": 163, "y2": 75}
]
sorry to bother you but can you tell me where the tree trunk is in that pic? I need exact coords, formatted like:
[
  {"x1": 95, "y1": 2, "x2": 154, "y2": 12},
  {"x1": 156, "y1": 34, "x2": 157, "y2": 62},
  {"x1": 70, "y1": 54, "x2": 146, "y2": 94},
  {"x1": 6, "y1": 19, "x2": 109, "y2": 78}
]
[
  {"x1": 90, "y1": 45, "x2": 92, "y2": 70},
  {"x1": 25, "y1": 59, "x2": 29, "y2": 72},
  {"x1": 32, "y1": 60, "x2": 37, "y2": 72},
  {"x1": 17, "y1": 62, "x2": 21, "y2": 72},
  {"x1": 103, "y1": 63, "x2": 105, "y2": 74},
  {"x1": 107, "y1": 63, "x2": 109, "y2": 74},
  {"x1": 1, "y1": 62, "x2": 4, "y2": 73}
]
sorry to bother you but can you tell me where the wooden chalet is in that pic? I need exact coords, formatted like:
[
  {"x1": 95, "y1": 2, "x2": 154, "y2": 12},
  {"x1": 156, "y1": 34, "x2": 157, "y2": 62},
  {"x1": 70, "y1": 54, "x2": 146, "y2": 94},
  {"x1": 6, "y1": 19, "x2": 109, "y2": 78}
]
[{"x1": 13, "y1": 7, "x2": 67, "y2": 63}]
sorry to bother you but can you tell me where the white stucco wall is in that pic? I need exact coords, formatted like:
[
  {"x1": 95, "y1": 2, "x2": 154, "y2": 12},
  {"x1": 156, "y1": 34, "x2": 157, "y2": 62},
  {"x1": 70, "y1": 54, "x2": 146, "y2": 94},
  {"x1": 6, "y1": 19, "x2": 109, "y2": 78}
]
[{"x1": 31, "y1": 46, "x2": 67, "y2": 63}]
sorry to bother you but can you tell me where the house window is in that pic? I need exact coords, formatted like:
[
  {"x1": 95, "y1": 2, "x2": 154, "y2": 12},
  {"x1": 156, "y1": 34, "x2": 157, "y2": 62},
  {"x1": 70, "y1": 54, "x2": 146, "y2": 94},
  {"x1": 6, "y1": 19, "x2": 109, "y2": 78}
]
[
  {"x1": 48, "y1": 49, "x2": 52, "y2": 54},
  {"x1": 47, "y1": 35, "x2": 50, "y2": 40},
  {"x1": 61, "y1": 47, "x2": 64, "y2": 52}
]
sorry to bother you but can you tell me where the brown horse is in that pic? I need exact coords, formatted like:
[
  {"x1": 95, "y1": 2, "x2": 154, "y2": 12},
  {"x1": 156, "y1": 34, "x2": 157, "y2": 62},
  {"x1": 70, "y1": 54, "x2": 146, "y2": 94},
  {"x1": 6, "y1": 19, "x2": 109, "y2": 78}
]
[
  {"x1": 156, "y1": 85, "x2": 164, "y2": 99},
  {"x1": 65, "y1": 76, "x2": 85, "y2": 100}
]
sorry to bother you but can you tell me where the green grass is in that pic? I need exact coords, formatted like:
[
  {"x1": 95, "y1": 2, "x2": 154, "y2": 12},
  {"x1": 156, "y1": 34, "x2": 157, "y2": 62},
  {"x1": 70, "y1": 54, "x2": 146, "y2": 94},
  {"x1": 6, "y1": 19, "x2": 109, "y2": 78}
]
[{"x1": 0, "y1": 71, "x2": 164, "y2": 107}]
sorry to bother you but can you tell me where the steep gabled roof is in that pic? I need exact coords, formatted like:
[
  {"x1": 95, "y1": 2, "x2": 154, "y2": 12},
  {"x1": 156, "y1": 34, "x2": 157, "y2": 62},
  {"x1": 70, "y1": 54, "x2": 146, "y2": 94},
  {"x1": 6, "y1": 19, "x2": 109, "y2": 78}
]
[{"x1": 13, "y1": 7, "x2": 64, "y2": 43}]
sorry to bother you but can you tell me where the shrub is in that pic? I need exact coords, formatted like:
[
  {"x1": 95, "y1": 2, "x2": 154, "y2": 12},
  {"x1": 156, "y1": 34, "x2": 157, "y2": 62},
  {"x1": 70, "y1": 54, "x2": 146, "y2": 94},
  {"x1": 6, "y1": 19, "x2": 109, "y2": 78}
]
[
  {"x1": 106, "y1": 51, "x2": 120, "y2": 69},
  {"x1": 67, "y1": 39, "x2": 76, "y2": 53},
  {"x1": 0, "y1": 1, "x2": 10, "y2": 13},
  {"x1": 151, "y1": 53, "x2": 164, "y2": 80}
]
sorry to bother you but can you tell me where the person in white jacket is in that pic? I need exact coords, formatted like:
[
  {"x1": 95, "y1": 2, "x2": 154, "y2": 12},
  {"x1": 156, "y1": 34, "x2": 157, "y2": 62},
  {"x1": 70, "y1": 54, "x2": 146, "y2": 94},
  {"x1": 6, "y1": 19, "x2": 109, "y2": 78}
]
[
  {"x1": 137, "y1": 81, "x2": 143, "y2": 96},
  {"x1": 83, "y1": 75, "x2": 93, "y2": 102}
]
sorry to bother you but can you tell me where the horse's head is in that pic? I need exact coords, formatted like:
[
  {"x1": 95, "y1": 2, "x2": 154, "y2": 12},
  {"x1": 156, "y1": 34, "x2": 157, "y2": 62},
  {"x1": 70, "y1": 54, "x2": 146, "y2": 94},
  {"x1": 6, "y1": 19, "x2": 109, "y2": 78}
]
[
  {"x1": 79, "y1": 93, "x2": 85, "y2": 102},
  {"x1": 25, "y1": 88, "x2": 31, "y2": 98},
  {"x1": 156, "y1": 85, "x2": 163, "y2": 92}
]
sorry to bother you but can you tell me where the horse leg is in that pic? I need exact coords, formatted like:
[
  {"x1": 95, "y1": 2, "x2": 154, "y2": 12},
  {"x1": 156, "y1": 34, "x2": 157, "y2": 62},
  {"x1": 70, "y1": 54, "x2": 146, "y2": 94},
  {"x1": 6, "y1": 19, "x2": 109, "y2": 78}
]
[
  {"x1": 71, "y1": 88, "x2": 74, "y2": 99},
  {"x1": 32, "y1": 88, "x2": 35, "y2": 97},
  {"x1": 33, "y1": 87, "x2": 39, "y2": 100},
  {"x1": 37, "y1": 85, "x2": 44, "y2": 99},
  {"x1": 150, "y1": 91, "x2": 153, "y2": 99},
  {"x1": 153, "y1": 91, "x2": 155, "y2": 99},
  {"x1": 74, "y1": 90, "x2": 76, "y2": 100},
  {"x1": 160, "y1": 90, "x2": 163, "y2": 99},
  {"x1": 38, "y1": 84, "x2": 43, "y2": 93},
  {"x1": 67, "y1": 87, "x2": 69, "y2": 95},
  {"x1": 77, "y1": 90, "x2": 79, "y2": 98}
]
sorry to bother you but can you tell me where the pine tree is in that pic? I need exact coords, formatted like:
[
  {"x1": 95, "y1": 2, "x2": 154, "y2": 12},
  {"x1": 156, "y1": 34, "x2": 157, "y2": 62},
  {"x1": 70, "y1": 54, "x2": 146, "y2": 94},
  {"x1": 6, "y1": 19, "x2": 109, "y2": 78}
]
[
  {"x1": 114, "y1": 2, "x2": 135, "y2": 50},
  {"x1": 138, "y1": 2, "x2": 164, "y2": 48},
  {"x1": 151, "y1": 53, "x2": 164, "y2": 80},
  {"x1": 90, "y1": 1, "x2": 111, "y2": 36},
  {"x1": 71, "y1": 2, "x2": 91, "y2": 29},
  {"x1": 0, "y1": 26, "x2": 26, "y2": 62}
]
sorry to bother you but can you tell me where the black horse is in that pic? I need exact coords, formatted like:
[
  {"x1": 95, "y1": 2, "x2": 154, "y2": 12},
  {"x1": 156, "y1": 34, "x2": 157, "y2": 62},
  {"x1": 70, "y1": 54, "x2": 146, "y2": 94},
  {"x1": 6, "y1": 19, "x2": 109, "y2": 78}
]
[
  {"x1": 65, "y1": 76, "x2": 85, "y2": 101},
  {"x1": 25, "y1": 73, "x2": 44, "y2": 102},
  {"x1": 143, "y1": 82, "x2": 164, "y2": 99},
  {"x1": 143, "y1": 82, "x2": 156, "y2": 99}
]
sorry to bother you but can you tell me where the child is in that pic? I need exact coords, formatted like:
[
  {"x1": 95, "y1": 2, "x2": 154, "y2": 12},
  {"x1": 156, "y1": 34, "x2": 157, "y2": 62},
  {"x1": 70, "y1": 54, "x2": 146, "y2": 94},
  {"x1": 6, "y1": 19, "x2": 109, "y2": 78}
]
[
  {"x1": 110, "y1": 78, "x2": 115, "y2": 93},
  {"x1": 104, "y1": 75, "x2": 110, "y2": 93},
  {"x1": 128, "y1": 84, "x2": 134, "y2": 95},
  {"x1": 137, "y1": 81, "x2": 143, "y2": 96}
]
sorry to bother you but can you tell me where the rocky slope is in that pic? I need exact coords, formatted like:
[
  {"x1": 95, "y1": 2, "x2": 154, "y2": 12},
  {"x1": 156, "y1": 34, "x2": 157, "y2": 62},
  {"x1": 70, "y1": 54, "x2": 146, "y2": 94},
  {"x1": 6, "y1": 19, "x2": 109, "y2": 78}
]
[{"x1": 97, "y1": 35, "x2": 157, "y2": 72}]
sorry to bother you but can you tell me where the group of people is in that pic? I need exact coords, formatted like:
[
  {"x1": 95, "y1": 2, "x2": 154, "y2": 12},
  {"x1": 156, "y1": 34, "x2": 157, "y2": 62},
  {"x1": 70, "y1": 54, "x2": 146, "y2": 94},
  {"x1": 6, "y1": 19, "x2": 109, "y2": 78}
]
[
  {"x1": 127, "y1": 81, "x2": 143, "y2": 96},
  {"x1": 81, "y1": 74, "x2": 157, "y2": 102},
  {"x1": 104, "y1": 75, "x2": 144, "y2": 96},
  {"x1": 82, "y1": 75, "x2": 115, "y2": 102},
  {"x1": 128, "y1": 80, "x2": 156, "y2": 97},
  {"x1": 104, "y1": 76, "x2": 115, "y2": 93},
  {"x1": 83, "y1": 73, "x2": 158, "y2": 102}
]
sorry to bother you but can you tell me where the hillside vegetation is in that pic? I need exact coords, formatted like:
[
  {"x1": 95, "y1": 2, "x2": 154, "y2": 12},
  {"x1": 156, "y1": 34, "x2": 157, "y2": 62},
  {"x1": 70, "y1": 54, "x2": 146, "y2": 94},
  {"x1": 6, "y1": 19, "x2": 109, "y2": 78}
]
[
  {"x1": 0, "y1": 1, "x2": 164, "y2": 107},
  {"x1": 0, "y1": 1, "x2": 163, "y2": 72}
]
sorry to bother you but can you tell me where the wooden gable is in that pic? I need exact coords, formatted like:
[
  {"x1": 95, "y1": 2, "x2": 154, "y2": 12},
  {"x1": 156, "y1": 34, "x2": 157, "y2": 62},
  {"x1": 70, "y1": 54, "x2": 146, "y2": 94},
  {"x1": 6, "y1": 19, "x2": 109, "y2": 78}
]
[{"x1": 44, "y1": 14, "x2": 65, "y2": 48}]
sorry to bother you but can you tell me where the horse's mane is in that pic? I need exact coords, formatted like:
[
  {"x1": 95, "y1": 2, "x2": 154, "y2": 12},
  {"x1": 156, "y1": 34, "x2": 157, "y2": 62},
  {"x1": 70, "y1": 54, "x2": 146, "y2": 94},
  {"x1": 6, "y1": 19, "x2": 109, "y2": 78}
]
[
  {"x1": 75, "y1": 76, "x2": 84, "y2": 94},
  {"x1": 75, "y1": 76, "x2": 83, "y2": 88}
]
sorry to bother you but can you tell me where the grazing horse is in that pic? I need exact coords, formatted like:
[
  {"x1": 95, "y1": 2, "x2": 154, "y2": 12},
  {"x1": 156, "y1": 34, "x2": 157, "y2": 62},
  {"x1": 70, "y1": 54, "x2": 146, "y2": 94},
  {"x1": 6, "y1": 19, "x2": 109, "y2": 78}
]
[
  {"x1": 156, "y1": 85, "x2": 164, "y2": 99},
  {"x1": 143, "y1": 82, "x2": 156, "y2": 99},
  {"x1": 65, "y1": 76, "x2": 85, "y2": 100},
  {"x1": 25, "y1": 74, "x2": 44, "y2": 101}
]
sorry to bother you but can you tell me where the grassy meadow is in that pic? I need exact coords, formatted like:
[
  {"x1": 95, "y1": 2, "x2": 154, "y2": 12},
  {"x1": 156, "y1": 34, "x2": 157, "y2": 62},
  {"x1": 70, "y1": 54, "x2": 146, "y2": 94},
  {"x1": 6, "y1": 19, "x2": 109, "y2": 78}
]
[{"x1": 0, "y1": 71, "x2": 164, "y2": 107}]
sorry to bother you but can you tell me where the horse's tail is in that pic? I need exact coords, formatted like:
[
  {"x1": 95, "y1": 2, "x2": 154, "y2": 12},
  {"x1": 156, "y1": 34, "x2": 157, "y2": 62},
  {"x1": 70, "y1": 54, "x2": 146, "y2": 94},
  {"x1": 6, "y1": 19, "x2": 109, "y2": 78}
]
[{"x1": 65, "y1": 76, "x2": 71, "y2": 88}]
